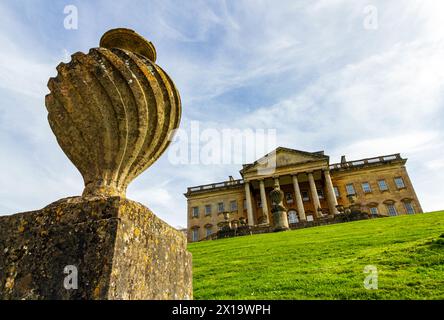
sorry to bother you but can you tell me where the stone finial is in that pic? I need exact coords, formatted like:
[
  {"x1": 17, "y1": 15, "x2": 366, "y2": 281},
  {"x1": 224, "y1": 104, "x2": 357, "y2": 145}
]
[{"x1": 45, "y1": 28, "x2": 181, "y2": 197}]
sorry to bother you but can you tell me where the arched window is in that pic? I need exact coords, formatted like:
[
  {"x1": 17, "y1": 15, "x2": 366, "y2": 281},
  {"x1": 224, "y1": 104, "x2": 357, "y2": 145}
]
[
  {"x1": 288, "y1": 210, "x2": 299, "y2": 224},
  {"x1": 191, "y1": 228, "x2": 199, "y2": 242},
  {"x1": 383, "y1": 200, "x2": 397, "y2": 216},
  {"x1": 401, "y1": 198, "x2": 415, "y2": 214},
  {"x1": 205, "y1": 225, "x2": 213, "y2": 237},
  {"x1": 366, "y1": 202, "x2": 379, "y2": 216}
]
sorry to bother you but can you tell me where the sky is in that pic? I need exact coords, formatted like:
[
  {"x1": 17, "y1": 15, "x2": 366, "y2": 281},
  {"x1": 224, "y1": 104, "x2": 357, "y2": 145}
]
[{"x1": 0, "y1": 0, "x2": 443, "y2": 228}]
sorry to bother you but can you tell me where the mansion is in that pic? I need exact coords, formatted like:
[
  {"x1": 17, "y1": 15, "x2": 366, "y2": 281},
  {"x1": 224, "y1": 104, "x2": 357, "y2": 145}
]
[{"x1": 185, "y1": 147, "x2": 422, "y2": 242}]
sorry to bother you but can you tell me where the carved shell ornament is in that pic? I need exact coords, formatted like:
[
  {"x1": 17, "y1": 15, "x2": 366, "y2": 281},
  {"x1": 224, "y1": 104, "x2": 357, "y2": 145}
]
[{"x1": 45, "y1": 28, "x2": 181, "y2": 197}]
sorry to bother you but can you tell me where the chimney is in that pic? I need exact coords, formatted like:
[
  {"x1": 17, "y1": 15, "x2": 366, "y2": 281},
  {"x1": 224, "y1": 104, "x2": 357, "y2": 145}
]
[{"x1": 341, "y1": 155, "x2": 347, "y2": 164}]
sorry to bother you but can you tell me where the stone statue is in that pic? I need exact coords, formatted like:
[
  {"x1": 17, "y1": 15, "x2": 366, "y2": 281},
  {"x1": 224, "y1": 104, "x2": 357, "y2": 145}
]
[
  {"x1": 270, "y1": 182, "x2": 290, "y2": 231},
  {"x1": 0, "y1": 28, "x2": 191, "y2": 300},
  {"x1": 46, "y1": 28, "x2": 181, "y2": 198}
]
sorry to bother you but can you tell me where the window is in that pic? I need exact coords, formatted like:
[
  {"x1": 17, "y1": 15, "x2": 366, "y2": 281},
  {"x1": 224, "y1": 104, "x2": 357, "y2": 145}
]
[
  {"x1": 306, "y1": 215, "x2": 314, "y2": 222},
  {"x1": 394, "y1": 177, "x2": 406, "y2": 189},
  {"x1": 378, "y1": 179, "x2": 389, "y2": 191},
  {"x1": 243, "y1": 199, "x2": 247, "y2": 209},
  {"x1": 302, "y1": 191, "x2": 310, "y2": 201},
  {"x1": 230, "y1": 200, "x2": 237, "y2": 211},
  {"x1": 191, "y1": 229, "x2": 199, "y2": 242},
  {"x1": 192, "y1": 206, "x2": 199, "y2": 218},
  {"x1": 288, "y1": 210, "x2": 299, "y2": 224},
  {"x1": 361, "y1": 182, "x2": 372, "y2": 193},
  {"x1": 334, "y1": 186, "x2": 340, "y2": 197},
  {"x1": 218, "y1": 202, "x2": 224, "y2": 213},
  {"x1": 386, "y1": 204, "x2": 397, "y2": 216},
  {"x1": 285, "y1": 193, "x2": 294, "y2": 204},
  {"x1": 205, "y1": 226, "x2": 213, "y2": 237},
  {"x1": 257, "y1": 200, "x2": 262, "y2": 208},
  {"x1": 346, "y1": 184, "x2": 356, "y2": 195},
  {"x1": 369, "y1": 207, "x2": 379, "y2": 216},
  {"x1": 205, "y1": 204, "x2": 211, "y2": 216},
  {"x1": 317, "y1": 189, "x2": 324, "y2": 199},
  {"x1": 404, "y1": 202, "x2": 415, "y2": 214}
]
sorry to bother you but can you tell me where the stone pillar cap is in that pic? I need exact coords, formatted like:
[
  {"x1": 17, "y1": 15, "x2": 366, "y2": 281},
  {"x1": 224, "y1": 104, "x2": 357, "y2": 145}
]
[{"x1": 100, "y1": 28, "x2": 157, "y2": 62}]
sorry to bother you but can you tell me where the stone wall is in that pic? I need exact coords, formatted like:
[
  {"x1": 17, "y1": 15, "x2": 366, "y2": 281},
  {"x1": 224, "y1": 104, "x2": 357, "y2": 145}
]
[{"x1": 0, "y1": 196, "x2": 192, "y2": 300}]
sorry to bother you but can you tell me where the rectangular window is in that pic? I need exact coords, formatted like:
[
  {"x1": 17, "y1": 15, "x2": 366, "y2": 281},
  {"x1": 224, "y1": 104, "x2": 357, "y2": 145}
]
[
  {"x1": 243, "y1": 199, "x2": 247, "y2": 210},
  {"x1": 386, "y1": 204, "x2": 397, "y2": 216},
  {"x1": 192, "y1": 206, "x2": 199, "y2": 218},
  {"x1": 218, "y1": 202, "x2": 224, "y2": 213},
  {"x1": 230, "y1": 200, "x2": 237, "y2": 211},
  {"x1": 334, "y1": 186, "x2": 340, "y2": 197},
  {"x1": 394, "y1": 177, "x2": 406, "y2": 189},
  {"x1": 192, "y1": 229, "x2": 199, "y2": 242},
  {"x1": 205, "y1": 204, "x2": 211, "y2": 216},
  {"x1": 285, "y1": 193, "x2": 294, "y2": 204},
  {"x1": 346, "y1": 184, "x2": 356, "y2": 195},
  {"x1": 404, "y1": 202, "x2": 415, "y2": 214},
  {"x1": 317, "y1": 189, "x2": 324, "y2": 199},
  {"x1": 378, "y1": 179, "x2": 389, "y2": 191},
  {"x1": 369, "y1": 207, "x2": 379, "y2": 216},
  {"x1": 288, "y1": 211, "x2": 299, "y2": 224},
  {"x1": 302, "y1": 191, "x2": 310, "y2": 201},
  {"x1": 361, "y1": 182, "x2": 372, "y2": 193},
  {"x1": 205, "y1": 227, "x2": 212, "y2": 237}
]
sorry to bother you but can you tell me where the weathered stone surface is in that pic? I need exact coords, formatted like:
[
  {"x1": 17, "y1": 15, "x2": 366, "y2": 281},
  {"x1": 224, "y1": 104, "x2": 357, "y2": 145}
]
[
  {"x1": 0, "y1": 197, "x2": 192, "y2": 300},
  {"x1": 45, "y1": 28, "x2": 181, "y2": 198},
  {"x1": 270, "y1": 183, "x2": 289, "y2": 232}
]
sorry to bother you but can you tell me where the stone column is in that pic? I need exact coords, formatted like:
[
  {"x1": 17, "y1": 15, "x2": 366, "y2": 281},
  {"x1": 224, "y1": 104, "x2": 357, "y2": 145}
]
[
  {"x1": 244, "y1": 181, "x2": 255, "y2": 226},
  {"x1": 323, "y1": 169, "x2": 338, "y2": 216},
  {"x1": 259, "y1": 179, "x2": 270, "y2": 224},
  {"x1": 308, "y1": 172, "x2": 321, "y2": 217},
  {"x1": 292, "y1": 174, "x2": 306, "y2": 221}
]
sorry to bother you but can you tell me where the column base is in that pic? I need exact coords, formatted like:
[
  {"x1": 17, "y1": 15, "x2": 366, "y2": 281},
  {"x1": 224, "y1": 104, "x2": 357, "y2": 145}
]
[{"x1": 0, "y1": 196, "x2": 192, "y2": 300}]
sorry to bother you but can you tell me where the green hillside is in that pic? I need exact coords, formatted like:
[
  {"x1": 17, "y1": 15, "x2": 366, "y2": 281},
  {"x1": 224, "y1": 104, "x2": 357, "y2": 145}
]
[{"x1": 188, "y1": 211, "x2": 444, "y2": 300}]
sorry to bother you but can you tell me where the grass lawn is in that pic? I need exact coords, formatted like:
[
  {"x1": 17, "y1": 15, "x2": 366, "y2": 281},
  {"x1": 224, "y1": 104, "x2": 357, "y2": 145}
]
[{"x1": 188, "y1": 211, "x2": 444, "y2": 300}]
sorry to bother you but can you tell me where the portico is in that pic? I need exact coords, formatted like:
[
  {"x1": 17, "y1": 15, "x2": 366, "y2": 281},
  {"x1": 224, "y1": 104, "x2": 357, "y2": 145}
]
[{"x1": 240, "y1": 148, "x2": 339, "y2": 227}]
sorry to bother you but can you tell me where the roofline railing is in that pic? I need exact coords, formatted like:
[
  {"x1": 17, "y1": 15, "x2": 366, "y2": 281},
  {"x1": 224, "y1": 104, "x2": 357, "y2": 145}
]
[
  {"x1": 329, "y1": 153, "x2": 402, "y2": 170},
  {"x1": 187, "y1": 179, "x2": 244, "y2": 194}
]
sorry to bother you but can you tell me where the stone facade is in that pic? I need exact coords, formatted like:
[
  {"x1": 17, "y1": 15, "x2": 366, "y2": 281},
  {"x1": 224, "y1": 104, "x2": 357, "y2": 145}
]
[{"x1": 185, "y1": 147, "x2": 422, "y2": 242}]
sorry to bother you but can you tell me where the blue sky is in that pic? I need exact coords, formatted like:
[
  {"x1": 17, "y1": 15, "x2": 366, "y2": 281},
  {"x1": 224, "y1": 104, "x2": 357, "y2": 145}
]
[{"x1": 1, "y1": 0, "x2": 443, "y2": 228}]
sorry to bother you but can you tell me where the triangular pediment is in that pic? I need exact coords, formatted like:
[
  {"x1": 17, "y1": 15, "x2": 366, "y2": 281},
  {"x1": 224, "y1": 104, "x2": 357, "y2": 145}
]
[{"x1": 241, "y1": 147, "x2": 329, "y2": 176}]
